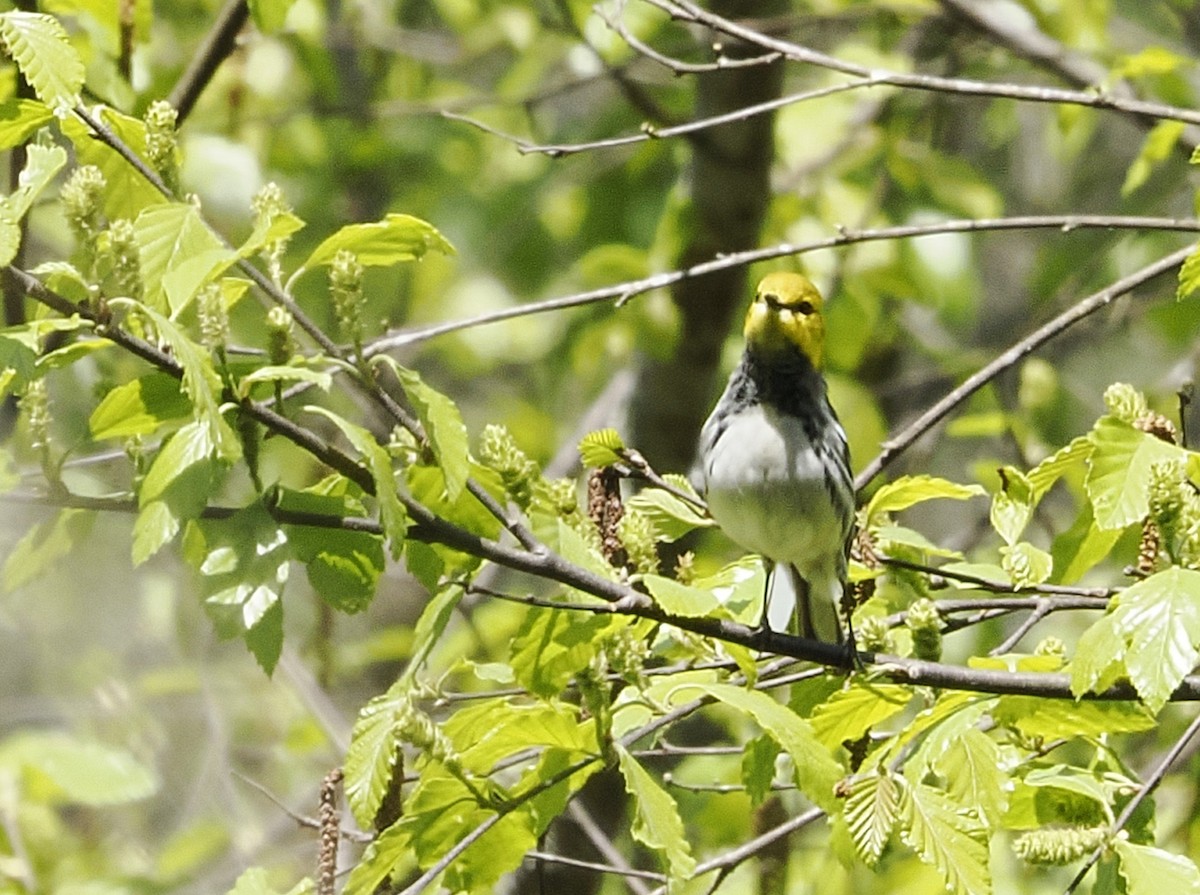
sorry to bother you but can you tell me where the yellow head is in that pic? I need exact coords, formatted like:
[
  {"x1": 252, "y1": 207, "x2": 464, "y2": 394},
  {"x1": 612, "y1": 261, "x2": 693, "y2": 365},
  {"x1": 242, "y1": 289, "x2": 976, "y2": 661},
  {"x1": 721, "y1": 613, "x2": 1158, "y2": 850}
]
[{"x1": 742, "y1": 272, "x2": 827, "y2": 369}]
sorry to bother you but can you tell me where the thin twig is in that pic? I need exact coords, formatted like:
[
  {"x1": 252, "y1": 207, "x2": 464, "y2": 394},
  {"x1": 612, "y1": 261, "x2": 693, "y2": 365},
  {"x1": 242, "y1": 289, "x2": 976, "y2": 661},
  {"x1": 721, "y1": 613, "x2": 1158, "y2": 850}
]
[
  {"x1": 363, "y1": 216, "x2": 1200, "y2": 354},
  {"x1": 881, "y1": 555, "x2": 1118, "y2": 598},
  {"x1": 524, "y1": 850, "x2": 667, "y2": 884},
  {"x1": 650, "y1": 0, "x2": 1200, "y2": 127},
  {"x1": 1063, "y1": 710, "x2": 1200, "y2": 894},
  {"x1": 168, "y1": 0, "x2": 250, "y2": 123},
  {"x1": 855, "y1": 243, "x2": 1196, "y2": 488}
]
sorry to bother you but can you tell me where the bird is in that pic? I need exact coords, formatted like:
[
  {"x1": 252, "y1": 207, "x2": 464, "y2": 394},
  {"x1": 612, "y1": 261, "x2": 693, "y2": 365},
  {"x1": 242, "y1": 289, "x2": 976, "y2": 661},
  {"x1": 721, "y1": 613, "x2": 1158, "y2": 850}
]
[{"x1": 696, "y1": 272, "x2": 855, "y2": 641}]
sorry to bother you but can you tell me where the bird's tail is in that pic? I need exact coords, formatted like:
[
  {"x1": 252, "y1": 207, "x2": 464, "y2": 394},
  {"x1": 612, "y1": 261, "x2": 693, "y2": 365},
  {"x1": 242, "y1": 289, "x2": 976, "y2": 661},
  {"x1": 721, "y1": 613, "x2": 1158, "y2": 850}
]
[{"x1": 768, "y1": 564, "x2": 843, "y2": 643}]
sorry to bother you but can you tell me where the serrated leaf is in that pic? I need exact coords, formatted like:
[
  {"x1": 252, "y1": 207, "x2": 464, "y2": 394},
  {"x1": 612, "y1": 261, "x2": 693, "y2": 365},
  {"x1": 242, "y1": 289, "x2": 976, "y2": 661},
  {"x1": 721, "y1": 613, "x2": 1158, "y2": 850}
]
[
  {"x1": 675, "y1": 681, "x2": 841, "y2": 811},
  {"x1": 994, "y1": 697, "x2": 1154, "y2": 738},
  {"x1": 134, "y1": 203, "x2": 234, "y2": 315},
  {"x1": 1115, "y1": 567, "x2": 1200, "y2": 711},
  {"x1": 342, "y1": 822, "x2": 408, "y2": 895},
  {"x1": 0, "y1": 142, "x2": 65, "y2": 266},
  {"x1": 990, "y1": 466, "x2": 1033, "y2": 546},
  {"x1": 344, "y1": 692, "x2": 402, "y2": 828},
  {"x1": 509, "y1": 604, "x2": 621, "y2": 699},
  {"x1": 626, "y1": 487, "x2": 712, "y2": 540},
  {"x1": 809, "y1": 683, "x2": 912, "y2": 750},
  {"x1": 864, "y1": 475, "x2": 985, "y2": 526},
  {"x1": 579, "y1": 428, "x2": 625, "y2": 467},
  {"x1": 845, "y1": 770, "x2": 900, "y2": 866},
  {"x1": 1028, "y1": 435, "x2": 1093, "y2": 497},
  {"x1": 1114, "y1": 840, "x2": 1200, "y2": 895},
  {"x1": 900, "y1": 780, "x2": 991, "y2": 895},
  {"x1": 1179, "y1": 246, "x2": 1200, "y2": 301},
  {"x1": 616, "y1": 744, "x2": 696, "y2": 883},
  {"x1": 1070, "y1": 612, "x2": 1127, "y2": 699},
  {"x1": 90, "y1": 373, "x2": 191, "y2": 440},
  {"x1": 0, "y1": 12, "x2": 84, "y2": 112},
  {"x1": 936, "y1": 728, "x2": 1006, "y2": 824},
  {"x1": 1086, "y1": 416, "x2": 1184, "y2": 530},
  {"x1": 377, "y1": 358, "x2": 469, "y2": 503},
  {"x1": 305, "y1": 406, "x2": 408, "y2": 556},
  {"x1": 644, "y1": 573, "x2": 723, "y2": 618},
  {"x1": 0, "y1": 97, "x2": 52, "y2": 150},
  {"x1": 300, "y1": 213, "x2": 454, "y2": 270}
]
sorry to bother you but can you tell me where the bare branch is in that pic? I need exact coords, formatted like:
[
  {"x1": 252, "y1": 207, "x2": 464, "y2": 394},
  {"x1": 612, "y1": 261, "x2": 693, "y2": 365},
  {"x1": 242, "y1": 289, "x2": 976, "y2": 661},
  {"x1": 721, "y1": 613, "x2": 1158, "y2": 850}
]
[
  {"x1": 168, "y1": 0, "x2": 250, "y2": 123},
  {"x1": 855, "y1": 243, "x2": 1196, "y2": 487},
  {"x1": 365, "y1": 216, "x2": 1200, "y2": 354}
]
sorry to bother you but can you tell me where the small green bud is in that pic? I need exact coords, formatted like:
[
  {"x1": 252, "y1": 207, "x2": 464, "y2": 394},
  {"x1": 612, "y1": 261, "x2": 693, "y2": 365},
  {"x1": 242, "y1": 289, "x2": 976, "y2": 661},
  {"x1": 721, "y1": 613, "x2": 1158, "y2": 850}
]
[
  {"x1": 197, "y1": 283, "x2": 228, "y2": 351},
  {"x1": 252, "y1": 183, "x2": 295, "y2": 281},
  {"x1": 618, "y1": 508, "x2": 659, "y2": 576},
  {"x1": 329, "y1": 249, "x2": 364, "y2": 346},
  {"x1": 1103, "y1": 383, "x2": 1148, "y2": 423},
  {"x1": 143, "y1": 100, "x2": 179, "y2": 190},
  {"x1": 905, "y1": 598, "x2": 942, "y2": 662},
  {"x1": 62, "y1": 165, "x2": 106, "y2": 243},
  {"x1": 266, "y1": 306, "x2": 296, "y2": 364}
]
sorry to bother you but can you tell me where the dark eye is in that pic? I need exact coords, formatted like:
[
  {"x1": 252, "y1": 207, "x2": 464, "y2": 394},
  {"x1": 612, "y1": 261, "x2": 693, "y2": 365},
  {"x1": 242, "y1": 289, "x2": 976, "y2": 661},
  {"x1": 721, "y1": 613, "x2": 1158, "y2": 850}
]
[
  {"x1": 761, "y1": 292, "x2": 781, "y2": 308},
  {"x1": 794, "y1": 300, "x2": 815, "y2": 315}
]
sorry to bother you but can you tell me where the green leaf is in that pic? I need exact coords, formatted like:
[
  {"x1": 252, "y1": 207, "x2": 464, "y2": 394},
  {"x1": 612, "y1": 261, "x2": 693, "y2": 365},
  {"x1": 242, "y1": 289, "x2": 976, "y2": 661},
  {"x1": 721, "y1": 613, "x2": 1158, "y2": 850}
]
[
  {"x1": 1, "y1": 731, "x2": 158, "y2": 804},
  {"x1": 0, "y1": 97, "x2": 52, "y2": 150},
  {"x1": 2, "y1": 509, "x2": 93, "y2": 591},
  {"x1": 1028, "y1": 435, "x2": 1093, "y2": 497},
  {"x1": 578, "y1": 428, "x2": 625, "y2": 467},
  {"x1": 1122, "y1": 119, "x2": 1185, "y2": 196},
  {"x1": 994, "y1": 697, "x2": 1154, "y2": 739},
  {"x1": 864, "y1": 475, "x2": 985, "y2": 526},
  {"x1": 1000, "y1": 541, "x2": 1053, "y2": 588},
  {"x1": 378, "y1": 359, "x2": 470, "y2": 503},
  {"x1": 510, "y1": 604, "x2": 622, "y2": 699},
  {"x1": 236, "y1": 208, "x2": 304, "y2": 259},
  {"x1": 1053, "y1": 502, "x2": 1123, "y2": 583},
  {"x1": 0, "y1": 142, "x2": 66, "y2": 266},
  {"x1": 626, "y1": 487, "x2": 712, "y2": 541},
  {"x1": 195, "y1": 502, "x2": 291, "y2": 675},
  {"x1": 990, "y1": 466, "x2": 1033, "y2": 546},
  {"x1": 236, "y1": 364, "x2": 332, "y2": 399},
  {"x1": 134, "y1": 203, "x2": 235, "y2": 315},
  {"x1": 300, "y1": 212, "x2": 454, "y2": 270},
  {"x1": 676, "y1": 681, "x2": 841, "y2": 812},
  {"x1": 1086, "y1": 416, "x2": 1184, "y2": 530},
  {"x1": 899, "y1": 780, "x2": 991, "y2": 895},
  {"x1": 90, "y1": 373, "x2": 191, "y2": 440},
  {"x1": 936, "y1": 728, "x2": 1006, "y2": 824},
  {"x1": 344, "y1": 691, "x2": 402, "y2": 828},
  {"x1": 1179, "y1": 246, "x2": 1200, "y2": 301},
  {"x1": 121, "y1": 300, "x2": 240, "y2": 461},
  {"x1": 401, "y1": 583, "x2": 464, "y2": 686},
  {"x1": 342, "y1": 823, "x2": 408, "y2": 895},
  {"x1": 740, "y1": 734, "x2": 780, "y2": 806},
  {"x1": 615, "y1": 744, "x2": 696, "y2": 883},
  {"x1": 1116, "y1": 567, "x2": 1200, "y2": 711},
  {"x1": 225, "y1": 867, "x2": 312, "y2": 895},
  {"x1": 139, "y1": 419, "x2": 218, "y2": 505},
  {"x1": 0, "y1": 12, "x2": 84, "y2": 112},
  {"x1": 845, "y1": 770, "x2": 900, "y2": 867},
  {"x1": 1070, "y1": 612, "x2": 1127, "y2": 700},
  {"x1": 305, "y1": 406, "x2": 408, "y2": 556},
  {"x1": 1114, "y1": 840, "x2": 1200, "y2": 895},
  {"x1": 644, "y1": 573, "x2": 723, "y2": 618},
  {"x1": 809, "y1": 683, "x2": 913, "y2": 750}
]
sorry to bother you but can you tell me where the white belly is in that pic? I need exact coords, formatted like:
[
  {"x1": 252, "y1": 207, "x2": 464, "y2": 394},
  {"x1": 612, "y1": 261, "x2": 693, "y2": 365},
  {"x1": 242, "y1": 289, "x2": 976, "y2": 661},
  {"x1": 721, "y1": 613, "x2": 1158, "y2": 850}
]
[{"x1": 701, "y1": 403, "x2": 846, "y2": 568}]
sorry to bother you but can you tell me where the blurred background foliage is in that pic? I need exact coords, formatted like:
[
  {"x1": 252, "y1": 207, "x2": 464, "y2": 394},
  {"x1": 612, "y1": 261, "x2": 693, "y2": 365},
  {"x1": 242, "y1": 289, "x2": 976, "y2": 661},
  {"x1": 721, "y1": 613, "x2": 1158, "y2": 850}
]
[{"x1": 4, "y1": 0, "x2": 1200, "y2": 891}]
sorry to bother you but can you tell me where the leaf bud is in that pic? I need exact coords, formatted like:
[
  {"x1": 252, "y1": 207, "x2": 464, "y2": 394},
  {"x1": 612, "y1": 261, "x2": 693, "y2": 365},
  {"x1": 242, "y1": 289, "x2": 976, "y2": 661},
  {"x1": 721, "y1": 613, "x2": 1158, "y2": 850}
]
[
  {"x1": 143, "y1": 100, "x2": 179, "y2": 191},
  {"x1": 1103, "y1": 383, "x2": 1148, "y2": 424},
  {"x1": 266, "y1": 306, "x2": 296, "y2": 365},
  {"x1": 62, "y1": 165, "x2": 106, "y2": 242},
  {"x1": 329, "y1": 249, "x2": 365, "y2": 347},
  {"x1": 905, "y1": 598, "x2": 942, "y2": 661}
]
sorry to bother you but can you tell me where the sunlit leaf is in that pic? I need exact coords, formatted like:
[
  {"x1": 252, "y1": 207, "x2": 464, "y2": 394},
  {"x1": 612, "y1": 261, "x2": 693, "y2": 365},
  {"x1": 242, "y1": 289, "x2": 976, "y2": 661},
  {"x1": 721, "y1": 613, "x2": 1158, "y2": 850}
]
[
  {"x1": 134, "y1": 203, "x2": 234, "y2": 315},
  {"x1": 899, "y1": 780, "x2": 991, "y2": 895},
  {"x1": 864, "y1": 475, "x2": 985, "y2": 526},
  {"x1": 0, "y1": 12, "x2": 84, "y2": 112},
  {"x1": 809, "y1": 683, "x2": 913, "y2": 750},
  {"x1": 300, "y1": 212, "x2": 454, "y2": 270},
  {"x1": 90, "y1": 373, "x2": 191, "y2": 440},
  {"x1": 1086, "y1": 416, "x2": 1184, "y2": 530},
  {"x1": 0, "y1": 97, "x2": 51, "y2": 149},
  {"x1": 1114, "y1": 840, "x2": 1200, "y2": 895},
  {"x1": 845, "y1": 770, "x2": 900, "y2": 867},
  {"x1": 616, "y1": 744, "x2": 695, "y2": 883},
  {"x1": 578, "y1": 428, "x2": 625, "y2": 468}
]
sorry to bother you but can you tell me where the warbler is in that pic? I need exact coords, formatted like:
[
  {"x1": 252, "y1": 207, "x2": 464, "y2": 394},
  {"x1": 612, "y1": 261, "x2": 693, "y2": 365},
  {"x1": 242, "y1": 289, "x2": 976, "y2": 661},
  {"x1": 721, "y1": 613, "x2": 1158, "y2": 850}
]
[{"x1": 697, "y1": 272, "x2": 854, "y2": 641}]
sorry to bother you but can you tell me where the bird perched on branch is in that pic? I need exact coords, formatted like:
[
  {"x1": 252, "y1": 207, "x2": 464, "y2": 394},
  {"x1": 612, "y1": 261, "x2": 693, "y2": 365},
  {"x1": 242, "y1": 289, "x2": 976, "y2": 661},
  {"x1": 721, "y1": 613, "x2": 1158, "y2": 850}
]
[{"x1": 697, "y1": 272, "x2": 855, "y2": 641}]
